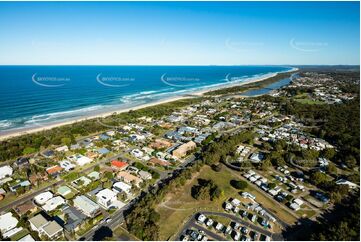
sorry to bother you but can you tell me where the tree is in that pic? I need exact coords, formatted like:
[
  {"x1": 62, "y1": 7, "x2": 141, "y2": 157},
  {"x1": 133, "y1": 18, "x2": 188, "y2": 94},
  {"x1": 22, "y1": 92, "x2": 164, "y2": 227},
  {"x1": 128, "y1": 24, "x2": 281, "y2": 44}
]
[
  {"x1": 326, "y1": 163, "x2": 337, "y2": 175},
  {"x1": 268, "y1": 182, "x2": 277, "y2": 189},
  {"x1": 260, "y1": 159, "x2": 272, "y2": 170},
  {"x1": 191, "y1": 179, "x2": 222, "y2": 201},
  {"x1": 211, "y1": 163, "x2": 222, "y2": 172},
  {"x1": 94, "y1": 165, "x2": 100, "y2": 172},
  {"x1": 61, "y1": 137, "x2": 72, "y2": 147},
  {"x1": 230, "y1": 180, "x2": 248, "y2": 190},
  {"x1": 322, "y1": 148, "x2": 336, "y2": 160},
  {"x1": 310, "y1": 171, "x2": 329, "y2": 186}
]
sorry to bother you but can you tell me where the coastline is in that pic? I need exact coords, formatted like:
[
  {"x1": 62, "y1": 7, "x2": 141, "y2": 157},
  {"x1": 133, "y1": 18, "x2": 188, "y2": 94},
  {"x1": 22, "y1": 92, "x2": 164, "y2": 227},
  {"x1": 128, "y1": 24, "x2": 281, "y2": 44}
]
[{"x1": 0, "y1": 67, "x2": 298, "y2": 141}]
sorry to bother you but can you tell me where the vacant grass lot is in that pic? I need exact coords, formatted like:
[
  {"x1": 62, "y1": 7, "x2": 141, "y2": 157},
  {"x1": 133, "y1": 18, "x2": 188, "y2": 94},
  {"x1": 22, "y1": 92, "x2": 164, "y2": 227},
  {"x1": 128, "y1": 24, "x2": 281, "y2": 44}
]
[
  {"x1": 294, "y1": 98, "x2": 325, "y2": 105},
  {"x1": 155, "y1": 165, "x2": 297, "y2": 240}
]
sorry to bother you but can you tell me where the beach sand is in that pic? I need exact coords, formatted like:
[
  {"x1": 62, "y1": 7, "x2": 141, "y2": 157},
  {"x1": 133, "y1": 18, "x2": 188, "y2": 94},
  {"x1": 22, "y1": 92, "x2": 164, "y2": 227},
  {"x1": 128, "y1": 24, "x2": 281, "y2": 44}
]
[{"x1": 0, "y1": 67, "x2": 297, "y2": 141}]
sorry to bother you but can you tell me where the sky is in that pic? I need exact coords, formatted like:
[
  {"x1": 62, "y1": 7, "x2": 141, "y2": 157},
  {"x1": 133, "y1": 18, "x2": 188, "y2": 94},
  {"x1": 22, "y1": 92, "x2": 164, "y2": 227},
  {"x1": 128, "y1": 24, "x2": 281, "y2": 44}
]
[{"x1": 0, "y1": 1, "x2": 359, "y2": 65}]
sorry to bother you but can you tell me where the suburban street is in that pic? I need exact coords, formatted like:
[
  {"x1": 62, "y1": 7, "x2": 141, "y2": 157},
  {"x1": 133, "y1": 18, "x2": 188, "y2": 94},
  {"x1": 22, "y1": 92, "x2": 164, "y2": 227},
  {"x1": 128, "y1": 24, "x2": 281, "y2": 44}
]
[{"x1": 79, "y1": 155, "x2": 197, "y2": 240}]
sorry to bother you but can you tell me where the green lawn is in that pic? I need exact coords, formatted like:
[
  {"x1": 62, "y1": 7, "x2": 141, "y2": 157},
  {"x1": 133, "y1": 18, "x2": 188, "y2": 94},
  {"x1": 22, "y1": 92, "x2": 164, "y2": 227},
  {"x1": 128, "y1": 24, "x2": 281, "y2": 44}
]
[
  {"x1": 10, "y1": 229, "x2": 29, "y2": 241},
  {"x1": 113, "y1": 226, "x2": 139, "y2": 240},
  {"x1": 294, "y1": 98, "x2": 324, "y2": 105},
  {"x1": 155, "y1": 165, "x2": 296, "y2": 240}
]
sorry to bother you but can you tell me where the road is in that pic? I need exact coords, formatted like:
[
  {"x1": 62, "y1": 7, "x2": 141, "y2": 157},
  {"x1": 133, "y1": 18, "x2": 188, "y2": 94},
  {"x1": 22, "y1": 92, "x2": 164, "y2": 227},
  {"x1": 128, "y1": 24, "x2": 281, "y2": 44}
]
[
  {"x1": 0, "y1": 152, "x2": 123, "y2": 213},
  {"x1": 176, "y1": 211, "x2": 283, "y2": 241},
  {"x1": 80, "y1": 155, "x2": 196, "y2": 241}
]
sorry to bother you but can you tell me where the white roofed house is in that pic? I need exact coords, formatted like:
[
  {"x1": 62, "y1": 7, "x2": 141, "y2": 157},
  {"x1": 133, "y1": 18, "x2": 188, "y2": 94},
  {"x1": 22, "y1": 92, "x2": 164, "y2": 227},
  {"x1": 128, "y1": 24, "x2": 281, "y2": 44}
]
[
  {"x1": 34, "y1": 191, "x2": 54, "y2": 205},
  {"x1": 0, "y1": 212, "x2": 18, "y2": 235},
  {"x1": 96, "y1": 188, "x2": 118, "y2": 209},
  {"x1": 42, "y1": 196, "x2": 66, "y2": 211},
  {"x1": 59, "y1": 160, "x2": 76, "y2": 171},
  {"x1": 28, "y1": 214, "x2": 63, "y2": 240},
  {"x1": 113, "y1": 181, "x2": 132, "y2": 195},
  {"x1": 55, "y1": 145, "x2": 69, "y2": 153},
  {"x1": 68, "y1": 154, "x2": 92, "y2": 166},
  {"x1": 138, "y1": 170, "x2": 152, "y2": 180},
  {"x1": 0, "y1": 165, "x2": 13, "y2": 179},
  {"x1": 73, "y1": 195, "x2": 101, "y2": 217}
]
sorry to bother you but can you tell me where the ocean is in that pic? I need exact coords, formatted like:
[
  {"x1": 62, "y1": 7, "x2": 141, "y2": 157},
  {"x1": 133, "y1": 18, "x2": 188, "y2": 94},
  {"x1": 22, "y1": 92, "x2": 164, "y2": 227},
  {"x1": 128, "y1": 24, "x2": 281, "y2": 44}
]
[{"x1": 0, "y1": 65, "x2": 292, "y2": 134}]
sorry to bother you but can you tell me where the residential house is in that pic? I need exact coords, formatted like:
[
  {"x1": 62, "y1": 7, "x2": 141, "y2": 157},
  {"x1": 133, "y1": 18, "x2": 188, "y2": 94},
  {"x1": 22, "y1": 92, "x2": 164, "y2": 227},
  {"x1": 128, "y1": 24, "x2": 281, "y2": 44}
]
[
  {"x1": 0, "y1": 165, "x2": 13, "y2": 179},
  {"x1": 59, "y1": 160, "x2": 76, "y2": 172},
  {"x1": 148, "y1": 157, "x2": 170, "y2": 167},
  {"x1": 138, "y1": 170, "x2": 152, "y2": 180},
  {"x1": 96, "y1": 189, "x2": 118, "y2": 209},
  {"x1": 62, "y1": 206, "x2": 87, "y2": 232},
  {"x1": 70, "y1": 144, "x2": 80, "y2": 150},
  {"x1": 42, "y1": 150, "x2": 55, "y2": 158},
  {"x1": 9, "y1": 180, "x2": 31, "y2": 193},
  {"x1": 68, "y1": 154, "x2": 92, "y2": 166},
  {"x1": 55, "y1": 145, "x2": 69, "y2": 153},
  {"x1": 117, "y1": 171, "x2": 142, "y2": 187},
  {"x1": 149, "y1": 139, "x2": 172, "y2": 150},
  {"x1": 87, "y1": 171, "x2": 100, "y2": 180},
  {"x1": 15, "y1": 157, "x2": 30, "y2": 168},
  {"x1": 15, "y1": 200, "x2": 38, "y2": 216},
  {"x1": 29, "y1": 214, "x2": 63, "y2": 239},
  {"x1": 111, "y1": 160, "x2": 129, "y2": 171},
  {"x1": 96, "y1": 147, "x2": 110, "y2": 156},
  {"x1": 130, "y1": 149, "x2": 144, "y2": 158},
  {"x1": 172, "y1": 141, "x2": 196, "y2": 159},
  {"x1": 34, "y1": 191, "x2": 54, "y2": 205},
  {"x1": 113, "y1": 181, "x2": 132, "y2": 195},
  {"x1": 73, "y1": 195, "x2": 100, "y2": 217},
  {"x1": 46, "y1": 165, "x2": 63, "y2": 176},
  {"x1": 42, "y1": 196, "x2": 66, "y2": 212},
  {"x1": 0, "y1": 212, "x2": 18, "y2": 234}
]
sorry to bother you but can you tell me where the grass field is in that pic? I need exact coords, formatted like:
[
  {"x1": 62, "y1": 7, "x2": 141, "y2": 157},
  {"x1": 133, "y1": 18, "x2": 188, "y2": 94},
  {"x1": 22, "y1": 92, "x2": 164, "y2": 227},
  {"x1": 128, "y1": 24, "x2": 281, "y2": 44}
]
[
  {"x1": 113, "y1": 226, "x2": 139, "y2": 241},
  {"x1": 155, "y1": 165, "x2": 297, "y2": 240},
  {"x1": 294, "y1": 98, "x2": 324, "y2": 105}
]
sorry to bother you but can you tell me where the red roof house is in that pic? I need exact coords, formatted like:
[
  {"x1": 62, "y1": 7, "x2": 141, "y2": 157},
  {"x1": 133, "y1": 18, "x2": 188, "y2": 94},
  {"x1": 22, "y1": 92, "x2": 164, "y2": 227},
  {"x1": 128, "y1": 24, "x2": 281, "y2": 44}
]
[{"x1": 111, "y1": 160, "x2": 129, "y2": 170}]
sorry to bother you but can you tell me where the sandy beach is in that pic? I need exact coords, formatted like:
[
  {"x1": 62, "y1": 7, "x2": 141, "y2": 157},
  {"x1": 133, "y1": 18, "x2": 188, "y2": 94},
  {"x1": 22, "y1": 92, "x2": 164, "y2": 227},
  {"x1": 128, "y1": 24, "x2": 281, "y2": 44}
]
[{"x1": 0, "y1": 67, "x2": 298, "y2": 141}]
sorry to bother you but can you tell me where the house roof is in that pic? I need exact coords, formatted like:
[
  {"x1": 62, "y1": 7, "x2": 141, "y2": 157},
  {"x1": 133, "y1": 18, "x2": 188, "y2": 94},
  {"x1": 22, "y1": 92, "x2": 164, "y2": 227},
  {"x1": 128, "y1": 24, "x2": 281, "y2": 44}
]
[
  {"x1": 96, "y1": 188, "x2": 117, "y2": 201},
  {"x1": 87, "y1": 171, "x2": 100, "y2": 180},
  {"x1": 111, "y1": 160, "x2": 128, "y2": 169},
  {"x1": 97, "y1": 147, "x2": 110, "y2": 154},
  {"x1": 15, "y1": 201, "x2": 37, "y2": 215},
  {"x1": 0, "y1": 212, "x2": 18, "y2": 233},
  {"x1": 117, "y1": 171, "x2": 142, "y2": 184},
  {"x1": 46, "y1": 165, "x2": 63, "y2": 175},
  {"x1": 29, "y1": 214, "x2": 48, "y2": 229},
  {"x1": 73, "y1": 195, "x2": 100, "y2": 216},
  {"x1": 149, "y1": 157, "x2": 169, "y2": 166},
  {"x1": 42, "y1": 221, "x2": 62, "y2": 237},
  {"x1": 63, "y1": 206, "x2": 86, "y2": 231},
  {"x1": 34, "y1": 191, "x2": 53, "y2": 205}
]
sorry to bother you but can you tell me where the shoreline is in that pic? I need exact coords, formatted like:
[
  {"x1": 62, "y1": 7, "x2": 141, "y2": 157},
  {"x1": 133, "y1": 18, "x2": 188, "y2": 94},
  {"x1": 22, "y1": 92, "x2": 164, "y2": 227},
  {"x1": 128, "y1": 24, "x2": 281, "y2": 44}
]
[{"x1": 0, "y1": 67, "x2": 298, "y2": 141}]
